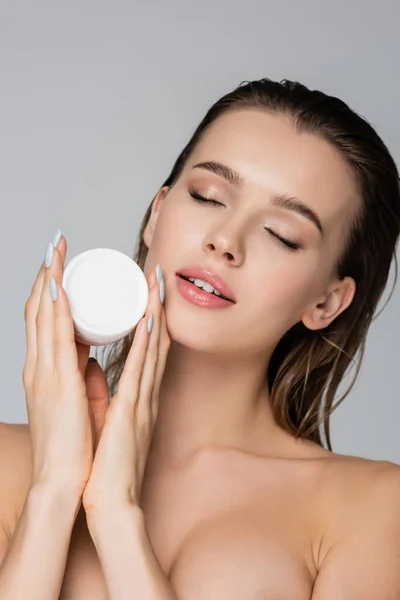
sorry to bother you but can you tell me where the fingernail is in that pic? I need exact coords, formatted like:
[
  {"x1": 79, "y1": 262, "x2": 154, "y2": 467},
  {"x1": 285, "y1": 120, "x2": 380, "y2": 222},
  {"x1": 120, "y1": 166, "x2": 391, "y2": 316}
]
[
  {"x1": 156, "y1": 264, "x2": 163, "y2": 283},
  {"x1": 159, "y1": 278, "x2": 165, "y2": 304},
  {"x1": 147, "y1": 313, "x2": 153, "y2": 334},
  {"x1": 45, "y1": 241, "x2": 55, "y2": 268},
  {"x1": 51, "y1": 229, "x2": 62, "y2": 249},
  {"x1": 49, "y1": 277, "x2": 58, "y2": 301},
  {"x1": 88, "y1": 357, "x2": 98, "y2": 364}
]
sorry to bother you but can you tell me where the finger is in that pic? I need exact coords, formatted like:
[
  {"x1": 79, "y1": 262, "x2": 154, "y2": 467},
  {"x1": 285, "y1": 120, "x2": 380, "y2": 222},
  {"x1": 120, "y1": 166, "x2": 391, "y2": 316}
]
[
  {"x1": 137, "y1": 280, "x2": 162, "y2": 419},
  {"x1": 49, "y1": 234, "x2": 90, "y2": 378},
  {"x1": 35, "y1": 236, "x2": 65, "y2": 374},
  {"x1": 24, "y1": 264, "x2": 46, "y2": 381},
  {"x1": 115, "y1": 316, "x2": 149, "y2": 411},
  {"x1": 77, "y1": 341, "x2": 91, "y2": 377},
  {"x1": 113, "y1": 268, "x2": 159, "y2": 410},
  {"x1": 56, "y1": 234, "x2": 68, "y2": 267},
  {"x1": 52, "y1": 273, "x2": 84, "y2": 380},
  {"x1": 150, "y1": 308, "x2": 170, "y2": 420},
  {"x1": 23, "y1": 232, "x2": 65, "y2": 380},
  {"x1": 55, "y1": 235, "x2": 90, "y2": 376}
]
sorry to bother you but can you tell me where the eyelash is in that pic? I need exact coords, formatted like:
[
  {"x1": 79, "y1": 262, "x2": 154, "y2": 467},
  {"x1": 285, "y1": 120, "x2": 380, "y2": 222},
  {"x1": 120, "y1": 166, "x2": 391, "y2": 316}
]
[{"x1": 189, "y1": 190, "x2": 302, "y2": 251}]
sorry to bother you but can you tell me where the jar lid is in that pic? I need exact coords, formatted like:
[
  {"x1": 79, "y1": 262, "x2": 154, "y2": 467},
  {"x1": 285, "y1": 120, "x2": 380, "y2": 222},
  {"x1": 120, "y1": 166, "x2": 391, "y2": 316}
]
[{"x1": 62, "y1": 248, "x2": 149, "y2": 340}]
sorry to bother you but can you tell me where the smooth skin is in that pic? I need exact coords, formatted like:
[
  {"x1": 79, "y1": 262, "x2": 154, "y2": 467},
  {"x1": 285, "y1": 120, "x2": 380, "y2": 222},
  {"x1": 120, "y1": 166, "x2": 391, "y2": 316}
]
[
  {"x1": 0, "y1": 232, "x2": 171, "y2": 600},
  {"x1": 22, "y1": 234, "x2": 95, "y2": 496},
  {"x1": 1, "y1": 109, "x2": 400, "y2": 599},
  {"x1": 23, "y1": 232, "x2": 170, "y2": 509}
]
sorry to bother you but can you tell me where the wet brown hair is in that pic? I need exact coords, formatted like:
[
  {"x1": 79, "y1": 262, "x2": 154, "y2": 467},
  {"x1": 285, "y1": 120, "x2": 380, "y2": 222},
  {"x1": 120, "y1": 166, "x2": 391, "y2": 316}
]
[{"x1": 98, "y1": 78, "x2": 400, "y2": 450}]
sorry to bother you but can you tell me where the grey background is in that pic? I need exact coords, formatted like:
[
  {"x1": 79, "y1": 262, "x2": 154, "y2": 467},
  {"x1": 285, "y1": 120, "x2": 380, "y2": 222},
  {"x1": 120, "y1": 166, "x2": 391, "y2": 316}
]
[{"x1": 0, "y1": 0, "x2": 398, "y2": 462}]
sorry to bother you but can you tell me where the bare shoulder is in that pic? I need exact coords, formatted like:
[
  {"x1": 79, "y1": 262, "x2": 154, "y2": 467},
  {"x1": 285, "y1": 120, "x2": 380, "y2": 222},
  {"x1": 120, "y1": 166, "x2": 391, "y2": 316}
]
[
  {"x1": 315, "y1": 450, "x2": 400, "y2": 567},
  {"x1": 0, "y1": 421, "x2": 33, "y2": 538},
  {"x1": 318, "y1": 450, "x2": 400, "y2": 501}
]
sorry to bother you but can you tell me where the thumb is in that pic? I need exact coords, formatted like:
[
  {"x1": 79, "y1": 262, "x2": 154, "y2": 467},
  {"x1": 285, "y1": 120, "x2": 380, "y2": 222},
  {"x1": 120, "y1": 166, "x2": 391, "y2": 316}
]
[{"x1": 85, "y1": 357, "x2": 110, "y2": 450}]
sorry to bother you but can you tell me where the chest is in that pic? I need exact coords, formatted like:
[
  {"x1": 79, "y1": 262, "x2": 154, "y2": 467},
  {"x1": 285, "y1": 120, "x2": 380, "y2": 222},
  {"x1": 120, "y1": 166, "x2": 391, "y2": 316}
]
[{"x1": 59, "y1": 453, "x2": 318, "y2": 600}]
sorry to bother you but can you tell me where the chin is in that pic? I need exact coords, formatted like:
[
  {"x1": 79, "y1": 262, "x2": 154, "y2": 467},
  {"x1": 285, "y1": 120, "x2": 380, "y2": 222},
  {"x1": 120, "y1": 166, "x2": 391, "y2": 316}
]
[{"x1": 164, "y1": 304, "x2": 235, "y2": 353}]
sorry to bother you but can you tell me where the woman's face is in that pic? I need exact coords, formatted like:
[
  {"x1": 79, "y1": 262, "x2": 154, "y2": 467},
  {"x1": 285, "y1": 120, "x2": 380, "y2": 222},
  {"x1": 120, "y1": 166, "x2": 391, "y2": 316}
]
[{"x1": 143, "y1": 109, "x2": 357, "y2": 356}]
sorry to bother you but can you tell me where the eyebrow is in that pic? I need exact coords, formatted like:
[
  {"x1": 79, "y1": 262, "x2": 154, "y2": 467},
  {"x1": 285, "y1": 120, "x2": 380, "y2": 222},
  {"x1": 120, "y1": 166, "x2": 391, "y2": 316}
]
[{"x1": 191, "y1": 160, "x2": 324, "y2": 236}]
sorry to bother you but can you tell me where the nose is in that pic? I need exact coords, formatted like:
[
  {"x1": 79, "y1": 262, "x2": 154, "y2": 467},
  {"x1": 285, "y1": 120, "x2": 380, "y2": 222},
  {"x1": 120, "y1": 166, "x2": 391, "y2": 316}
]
[{"x1": 203, "y1": 224, "x2": 245, "y2": 266}]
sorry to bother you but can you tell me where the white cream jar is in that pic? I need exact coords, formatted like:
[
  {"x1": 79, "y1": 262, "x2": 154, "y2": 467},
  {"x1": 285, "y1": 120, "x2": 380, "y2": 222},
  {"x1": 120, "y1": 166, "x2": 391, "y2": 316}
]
[{"x1": 62, "y1": 248, "x2": 149, "y2": 346}]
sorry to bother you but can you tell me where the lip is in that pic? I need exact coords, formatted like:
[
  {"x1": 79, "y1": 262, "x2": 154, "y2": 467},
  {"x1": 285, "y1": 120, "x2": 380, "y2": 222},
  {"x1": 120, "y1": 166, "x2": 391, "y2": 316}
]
[
  {"x1": 175, "y1": 266, "x2": 236, "y2": 303},
  {"x1": 175, "y1": 275, "x2": 234, "y2": 308}
]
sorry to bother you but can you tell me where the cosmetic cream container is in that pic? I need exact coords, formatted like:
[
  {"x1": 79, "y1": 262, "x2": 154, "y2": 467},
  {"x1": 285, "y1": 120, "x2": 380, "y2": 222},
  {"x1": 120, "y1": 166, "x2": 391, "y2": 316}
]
[{"x1": 62, "y1": 248, "x2": 149, "y2": 346}]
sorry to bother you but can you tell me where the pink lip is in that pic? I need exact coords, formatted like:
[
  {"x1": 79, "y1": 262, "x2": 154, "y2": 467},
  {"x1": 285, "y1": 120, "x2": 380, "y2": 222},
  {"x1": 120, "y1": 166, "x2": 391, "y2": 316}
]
[
  {"x1": 175, "y1": 275, "x2": 234, "y2": 308},
  {"x1": 175, "y1": 267, "x2": 236, "y2": 303}
]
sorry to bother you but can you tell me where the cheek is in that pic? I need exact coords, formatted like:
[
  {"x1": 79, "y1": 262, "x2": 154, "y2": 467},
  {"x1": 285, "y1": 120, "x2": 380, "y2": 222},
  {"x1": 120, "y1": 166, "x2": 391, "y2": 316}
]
[
  {"x1": 152, "y1": 205, "x2": 201, "y2": 256},
  {"x1": 245, "y1": 266, "x2": 321, "y2": 332}
]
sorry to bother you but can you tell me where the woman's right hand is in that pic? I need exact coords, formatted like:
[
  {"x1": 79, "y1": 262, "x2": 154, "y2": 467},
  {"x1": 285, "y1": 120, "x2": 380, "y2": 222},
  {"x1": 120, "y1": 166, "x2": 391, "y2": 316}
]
[{"x1": 22, "y1": 230, "x2": 94, "y2": 497}]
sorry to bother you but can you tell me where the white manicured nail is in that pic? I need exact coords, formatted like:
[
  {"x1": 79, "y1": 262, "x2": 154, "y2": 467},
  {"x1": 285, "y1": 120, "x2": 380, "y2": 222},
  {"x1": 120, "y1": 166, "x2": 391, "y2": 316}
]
[
  {"x1": 50, "y1": 278, "x2": 58, "y2": 301},
  {"x1": 147, "y1": 313, "x2": 153, "y2": 334},
  {"x1": 51, "y1": 229, "x2": 62, "y2": 249},
  {"x1": 45, "y1": 241, "x2": 54, "y2": 268},
  {"x1": 156, "y1": 264, "x2": 163, "y2": 283}
]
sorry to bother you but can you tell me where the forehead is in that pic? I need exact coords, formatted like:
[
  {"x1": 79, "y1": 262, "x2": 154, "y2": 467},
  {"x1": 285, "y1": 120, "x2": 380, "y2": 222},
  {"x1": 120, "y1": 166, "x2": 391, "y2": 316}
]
[{"x1": 188, "y1": 109, "x2": 358, "y2": 234}]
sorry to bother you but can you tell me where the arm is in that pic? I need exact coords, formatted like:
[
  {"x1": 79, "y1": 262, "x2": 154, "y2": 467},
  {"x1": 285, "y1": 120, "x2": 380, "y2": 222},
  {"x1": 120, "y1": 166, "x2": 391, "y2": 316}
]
[
  {"x1": 0, "y1": 483, "x2": 81, "y2": 600},
  {"x1": 87, "y1": 504, "x2": 178, "y2": 600},
  {"x1": 80, "y1": 266, "x2": 174, "y2": 599},
  {"x1": 312, "y1": 462, "x2": 400, "y2": 599}
]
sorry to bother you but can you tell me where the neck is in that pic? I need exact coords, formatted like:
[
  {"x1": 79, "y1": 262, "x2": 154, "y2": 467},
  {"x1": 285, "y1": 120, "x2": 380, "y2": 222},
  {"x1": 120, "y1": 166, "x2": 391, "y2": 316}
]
[{"x1": 147, "y1": 340, "x2": 286, "y2": 469}]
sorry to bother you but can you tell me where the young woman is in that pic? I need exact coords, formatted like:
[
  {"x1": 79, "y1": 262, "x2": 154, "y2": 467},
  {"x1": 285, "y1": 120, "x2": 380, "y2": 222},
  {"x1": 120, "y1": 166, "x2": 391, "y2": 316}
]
[{"x1": 0, "y1": 78, "x2": 399, "y2": 600}]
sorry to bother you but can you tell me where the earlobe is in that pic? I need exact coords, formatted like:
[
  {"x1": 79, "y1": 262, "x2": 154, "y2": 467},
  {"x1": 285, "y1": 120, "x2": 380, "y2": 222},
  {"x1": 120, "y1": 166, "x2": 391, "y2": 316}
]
[
  {"x1": 143, "y1": 223, "x2": 154, "y2": 249},
  {"x1": 143, "y1": 186, "x2": 169, "y2": 249}
]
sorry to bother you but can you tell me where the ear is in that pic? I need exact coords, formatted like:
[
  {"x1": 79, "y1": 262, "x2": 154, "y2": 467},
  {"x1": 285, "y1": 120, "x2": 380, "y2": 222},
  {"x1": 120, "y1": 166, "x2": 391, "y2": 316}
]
[
  {"x1": 301, "y1": 276, "x2": 356, "y2": 331},
  {"x1": 143, "y1": 186, "x2": 169, "y2": 249}
]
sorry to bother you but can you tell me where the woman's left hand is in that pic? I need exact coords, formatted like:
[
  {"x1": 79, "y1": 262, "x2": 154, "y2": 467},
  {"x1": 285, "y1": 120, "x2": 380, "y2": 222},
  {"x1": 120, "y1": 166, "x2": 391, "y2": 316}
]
[{"x1": 82, "y1": 267, "x2": 170, "y2": 514}]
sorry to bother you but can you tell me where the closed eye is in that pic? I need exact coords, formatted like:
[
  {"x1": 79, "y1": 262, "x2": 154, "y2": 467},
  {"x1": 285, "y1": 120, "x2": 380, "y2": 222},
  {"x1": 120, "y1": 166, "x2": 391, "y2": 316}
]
[
  {"x1": 189, "y1": 190, "x2": 302, "y2": 251},
  {"x1": 264, "y1": 229, "x2": 301, "y2": 251},
  {"x1": 189, "y1": 190, "x2": 223, "y2": 206}
]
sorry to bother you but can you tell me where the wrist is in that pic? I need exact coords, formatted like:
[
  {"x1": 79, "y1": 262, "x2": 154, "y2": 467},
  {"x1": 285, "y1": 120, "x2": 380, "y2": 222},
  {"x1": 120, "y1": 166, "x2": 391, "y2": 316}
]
[
  {"x1": 85, "y1": 501, "x2": 144, "y2": 543},
  {"x1": 28, "y1": 481, "x2": 82, "y2": 519}
]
